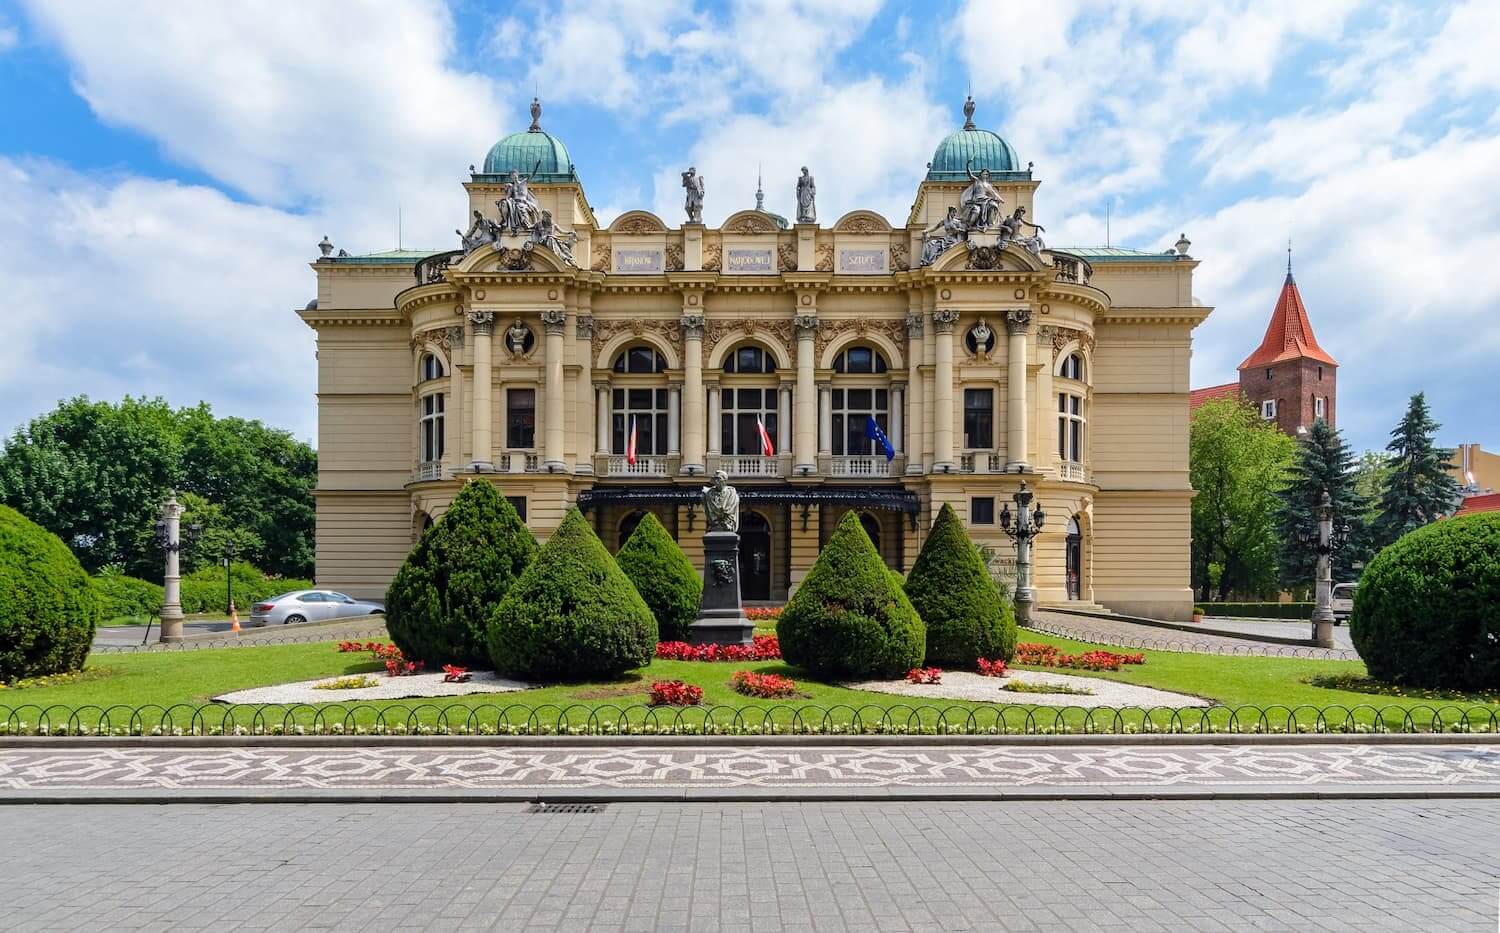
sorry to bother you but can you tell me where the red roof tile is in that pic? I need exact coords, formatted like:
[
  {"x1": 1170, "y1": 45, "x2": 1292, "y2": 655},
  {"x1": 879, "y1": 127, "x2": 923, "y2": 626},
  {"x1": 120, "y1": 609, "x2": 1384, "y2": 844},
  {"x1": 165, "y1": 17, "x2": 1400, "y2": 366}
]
[
  {"x1": 1453, "y1": 493, "x2": 1500, "y2": 517},
  {"x1": 1238, "y1": 273, "x2": 1337, "y2": 370},
  {"x1": 1189, "y1": 382, "x2": 1241, "y2": 411}
]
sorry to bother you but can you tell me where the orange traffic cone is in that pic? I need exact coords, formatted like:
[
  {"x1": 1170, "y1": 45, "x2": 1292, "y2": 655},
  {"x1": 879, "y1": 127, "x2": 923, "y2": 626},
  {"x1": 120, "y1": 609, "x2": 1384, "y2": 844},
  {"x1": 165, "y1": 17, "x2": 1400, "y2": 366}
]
[{"x1": 229, "y1": 600, "x2": 241, "y2": 635}]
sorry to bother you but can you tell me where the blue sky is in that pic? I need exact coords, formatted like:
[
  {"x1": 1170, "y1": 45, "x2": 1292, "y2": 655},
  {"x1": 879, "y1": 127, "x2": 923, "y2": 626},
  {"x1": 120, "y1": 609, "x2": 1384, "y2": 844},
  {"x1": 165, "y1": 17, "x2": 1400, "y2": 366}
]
[{"x1": 1, "y1": 0, "x2": 1498, "y2": 457}]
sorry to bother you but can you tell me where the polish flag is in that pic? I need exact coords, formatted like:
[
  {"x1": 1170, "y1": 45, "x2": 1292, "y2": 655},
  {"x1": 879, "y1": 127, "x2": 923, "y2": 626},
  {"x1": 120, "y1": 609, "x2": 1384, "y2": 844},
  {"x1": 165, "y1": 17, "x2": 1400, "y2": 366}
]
[
  {"x1": 756, "y1": 417, "x2": 775, "y2": 456},
  {"x1": 626, "y1": 416, "x2": 638, "y2": 465}
]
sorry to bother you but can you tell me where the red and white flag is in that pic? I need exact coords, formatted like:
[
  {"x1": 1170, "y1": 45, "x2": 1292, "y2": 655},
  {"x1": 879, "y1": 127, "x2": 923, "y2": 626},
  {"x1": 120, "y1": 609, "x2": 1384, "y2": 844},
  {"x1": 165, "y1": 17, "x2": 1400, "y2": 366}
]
[
  {"x1": 626, "y1": 416, "x2": 638, "y2": 465},
  {"x1": 756, "y1": 417, "x2": 774, "y2": 456}
]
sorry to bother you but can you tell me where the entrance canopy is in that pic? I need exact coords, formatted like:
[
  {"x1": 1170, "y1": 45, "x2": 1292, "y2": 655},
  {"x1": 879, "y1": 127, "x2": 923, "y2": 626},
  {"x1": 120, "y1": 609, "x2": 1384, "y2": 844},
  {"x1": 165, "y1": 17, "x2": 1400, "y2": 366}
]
[{"x1": 577, "y1": 483, "x2": 920, "y2": 517}]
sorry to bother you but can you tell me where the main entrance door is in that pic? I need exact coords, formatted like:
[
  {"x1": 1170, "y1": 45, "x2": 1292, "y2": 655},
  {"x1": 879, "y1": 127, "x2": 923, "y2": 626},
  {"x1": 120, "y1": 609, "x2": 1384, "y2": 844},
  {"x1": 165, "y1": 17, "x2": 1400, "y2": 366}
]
[
  {"x1": 738, "y1": 512, "x2": 772, "y2": 600},
  {"x1": 1065, "y1": 516, "x2": 1082, "y2": 600}
]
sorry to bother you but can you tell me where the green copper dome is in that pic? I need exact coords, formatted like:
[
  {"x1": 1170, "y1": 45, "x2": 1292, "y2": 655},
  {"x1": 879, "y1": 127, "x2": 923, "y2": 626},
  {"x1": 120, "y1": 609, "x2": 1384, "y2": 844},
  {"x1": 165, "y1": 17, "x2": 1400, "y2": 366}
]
[
  {"x1": 478, "y1": 98, "x2": 578, "y2": 182},
  {"x1": 925, "y1": 97, "x2": 1026, "y2": 182}
]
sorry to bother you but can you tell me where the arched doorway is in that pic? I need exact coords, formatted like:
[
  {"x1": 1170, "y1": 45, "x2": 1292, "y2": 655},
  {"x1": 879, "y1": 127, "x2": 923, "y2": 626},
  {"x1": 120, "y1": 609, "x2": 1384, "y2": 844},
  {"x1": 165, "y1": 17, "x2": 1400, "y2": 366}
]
[
  {"x1": 1065, "y1": 516, "x2": 1082, "y2": 600},
  {"x1": 859, "y1": 512, "x2": 882, "y2": 561},
  {"x1": 618, "y1": 510, "x2": 647, "y2": 551},
  {"x1": 738, "y1": 512, "x2": 772, "y2": 600}
]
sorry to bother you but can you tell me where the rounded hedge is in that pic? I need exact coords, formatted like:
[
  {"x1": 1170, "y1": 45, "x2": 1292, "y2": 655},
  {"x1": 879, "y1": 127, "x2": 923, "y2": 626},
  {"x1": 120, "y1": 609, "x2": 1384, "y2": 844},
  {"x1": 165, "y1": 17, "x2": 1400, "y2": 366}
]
[
  {"x1": 614, "y1": 512, "x2": 702, "y2": 641},
  {"x1": 92, "y1": 572, "x2": 164, "y2": 619},
  {"x1": 778, "y1": 511, "x2": 925, "y2": 678},
  {"x1": 179, "y1": 561, "x2": 311, "y2": 615},
  {"x1": 905, "y1": 503, "x2": 1016, "y2": 666},
  {"x1": 1350, "y1": 512, "x2": 1500, "y2": 689},
  {"x1": 487, "y1": 507, "x2": 657, "y2": 680},
  {"x1": 386, "y1": 480, "x2": 537, "y2": 667},
  {"x1": 0, "y1": 505, "x2": 100, "y2": 681}
]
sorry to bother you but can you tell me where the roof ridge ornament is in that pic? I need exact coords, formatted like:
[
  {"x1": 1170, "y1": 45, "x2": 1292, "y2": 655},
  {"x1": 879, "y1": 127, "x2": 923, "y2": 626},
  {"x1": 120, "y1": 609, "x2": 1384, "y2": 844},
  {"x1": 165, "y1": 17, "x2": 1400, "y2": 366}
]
[
  {"x1": 963, "y1": 95, "x2": 976, "y2": 130},
  {"x1": 528, "y1": 96, "x2": 542, "y2": 133}
]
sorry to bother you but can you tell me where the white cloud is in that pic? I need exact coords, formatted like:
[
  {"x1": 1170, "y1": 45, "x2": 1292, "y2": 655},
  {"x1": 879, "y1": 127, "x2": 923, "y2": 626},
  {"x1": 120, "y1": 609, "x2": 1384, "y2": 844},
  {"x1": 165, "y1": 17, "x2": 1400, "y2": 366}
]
[{"x1": 0, "y1": 24, "x2": 17, "y2": 53}]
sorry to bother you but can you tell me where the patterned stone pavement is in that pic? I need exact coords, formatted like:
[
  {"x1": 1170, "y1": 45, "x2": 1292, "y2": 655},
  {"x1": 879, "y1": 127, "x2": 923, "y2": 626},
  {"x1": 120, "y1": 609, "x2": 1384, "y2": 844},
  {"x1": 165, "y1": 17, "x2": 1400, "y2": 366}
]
[
  {"x1": 3, "y1": 800, "x2": 1497, "y2": 931},
  {"x1": 2, "y1": 742, "x2": 1498, "y2": 800},
  {"x1": 1030, "y1": 610, "x2": 1358, "y2": 660}
]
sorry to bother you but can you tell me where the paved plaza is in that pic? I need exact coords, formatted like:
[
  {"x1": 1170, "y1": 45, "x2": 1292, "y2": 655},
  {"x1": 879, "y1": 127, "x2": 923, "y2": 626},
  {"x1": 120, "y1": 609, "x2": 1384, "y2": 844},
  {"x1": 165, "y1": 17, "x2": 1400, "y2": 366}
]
[
  {"x1": 2, "y1": 742, "x2": 1498, "y2": 802},
  {"x1": 3, "y1": 800, "x2": 1496, "y2": 931}
]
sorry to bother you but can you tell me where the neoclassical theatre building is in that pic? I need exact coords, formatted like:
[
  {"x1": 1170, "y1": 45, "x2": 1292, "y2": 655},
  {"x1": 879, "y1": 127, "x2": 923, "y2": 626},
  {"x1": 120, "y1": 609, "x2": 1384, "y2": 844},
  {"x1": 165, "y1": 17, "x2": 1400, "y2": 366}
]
[{"x1": 300, "y1": 99, "x2": 1209, "y2": 620}]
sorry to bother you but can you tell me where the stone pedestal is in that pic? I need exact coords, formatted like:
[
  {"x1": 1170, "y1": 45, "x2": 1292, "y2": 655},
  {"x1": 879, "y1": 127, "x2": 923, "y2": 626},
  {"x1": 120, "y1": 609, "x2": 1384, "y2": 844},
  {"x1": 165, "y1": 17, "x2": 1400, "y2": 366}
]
[{"x1": 688, "y1": 530, "x2": 754, "y2": 646}]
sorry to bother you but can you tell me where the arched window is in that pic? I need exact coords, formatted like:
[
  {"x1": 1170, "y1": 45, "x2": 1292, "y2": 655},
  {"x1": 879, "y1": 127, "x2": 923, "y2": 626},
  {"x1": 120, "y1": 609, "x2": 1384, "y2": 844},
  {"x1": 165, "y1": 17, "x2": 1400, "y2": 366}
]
[
  {"x1": 1059, "y1": 352, "x2": 1084, "y2": 381},
  {"x1": 1058, "y1": 392, "x2": 1085, "y2": 463},
  {"x1": 613, "y1": 345, "x2": 668, "y2": 373},
  {"x1": 723, "y1": 345, "x2": 777, "y2": 374},
  {"x1": 420, "y1": 353, "x2": 444, "y2": 382},
  {"x1": 833, "y1": 345, "x2": 888, "y2": 374}
]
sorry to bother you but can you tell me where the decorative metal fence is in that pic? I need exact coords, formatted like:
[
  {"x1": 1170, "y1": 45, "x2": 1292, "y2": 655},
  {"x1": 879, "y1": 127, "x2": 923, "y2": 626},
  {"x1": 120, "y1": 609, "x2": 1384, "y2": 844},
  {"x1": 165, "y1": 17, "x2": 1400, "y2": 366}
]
[
  {"x1": 2, "y1": 702, "x2": 1495, "y2": 738},
  {"x1": 1024, "y1": 619, "x2": 1360, "y2": 660}
]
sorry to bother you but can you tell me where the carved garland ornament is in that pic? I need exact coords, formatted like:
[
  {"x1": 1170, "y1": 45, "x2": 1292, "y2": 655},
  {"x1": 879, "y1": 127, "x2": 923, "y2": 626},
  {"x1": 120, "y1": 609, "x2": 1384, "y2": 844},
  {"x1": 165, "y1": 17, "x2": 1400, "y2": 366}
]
[
  {"x1": 615, "y1": 217, "x2": 666, "y2": 235},
  {"x1": 665, "y1": 243, "x2": 685, "y2": 272},
  {"x1": 589, "y1": 317, "x2": 685, "y2": 363},
  {"x1": 813, "y1": 318, "x2": 908, "y2": 360},
  {"x1": 703, "y1": 239, "x2": 722, "y2": 272},
  {"x1": 701, "y1": 318, "x2": 797, "y2": 364},
  {"x1": 409, "y1": 326, "x2": 464, "y2": 354},
  {"x1": 1040, "y1": 325, "x2": 1095, "y2": 357},
  {"x1": 725, "y1": 215, "x2": 777, "y2": 235},
  {"x1": 777, "y1": 243, "x2": 798, "y2": 272},
  {"x1": 836, "y1": 216, "x2": 886, "y2": 235},
  {"x1": 815, "y1": 243, "x2": 834, "y2": 273},
  {"x1": 591, "y1": 243, "x2": 611, "y2": 272},
  {"x1": 890, "y1": 243, "x2": 910, "y2": 272}
]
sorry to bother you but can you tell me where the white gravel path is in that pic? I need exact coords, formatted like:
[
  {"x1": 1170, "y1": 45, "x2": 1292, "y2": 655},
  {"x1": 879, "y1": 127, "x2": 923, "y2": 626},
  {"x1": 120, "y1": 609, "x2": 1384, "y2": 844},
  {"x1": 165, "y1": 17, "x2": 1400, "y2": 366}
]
[
  {"x1": 215, "y1": 671, "x2": 534, "y2": 705},
  {"x1": 845, "y1": 670, "x2": 1210, "y2": 708}
]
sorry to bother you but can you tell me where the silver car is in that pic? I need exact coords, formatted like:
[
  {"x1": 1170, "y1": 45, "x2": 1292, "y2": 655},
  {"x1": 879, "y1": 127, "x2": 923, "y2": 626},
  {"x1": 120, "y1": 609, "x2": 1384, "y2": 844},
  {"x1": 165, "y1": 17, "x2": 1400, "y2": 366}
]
[
  {"x1": 248, "y1": 590, "x2": 385, "y2": 627},
  {"x1": 1331, "y1": 583, "x2": 1357, "y2": 624}
]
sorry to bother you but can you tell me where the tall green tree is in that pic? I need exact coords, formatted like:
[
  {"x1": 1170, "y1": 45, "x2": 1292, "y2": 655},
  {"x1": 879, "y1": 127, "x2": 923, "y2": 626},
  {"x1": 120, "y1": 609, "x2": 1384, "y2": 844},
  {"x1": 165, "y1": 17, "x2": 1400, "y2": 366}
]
[
  {"x1": 1276, "y1": 419, "x2": 1370, "y2": 588},
  {"x1": 1373, "y1": 392, "x2": 1459, "y2": 548},
  {"x1": 1351, "y1": 450, "x2": 1394, "y2": 526},
  {"x1": 1189, "y1": 397, "x2": 1296, "y2": 601}
]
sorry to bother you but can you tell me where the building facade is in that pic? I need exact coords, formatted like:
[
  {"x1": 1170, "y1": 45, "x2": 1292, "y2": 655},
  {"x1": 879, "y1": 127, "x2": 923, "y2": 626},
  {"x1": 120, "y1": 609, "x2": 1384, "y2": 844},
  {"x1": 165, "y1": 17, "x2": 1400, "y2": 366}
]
[{"x1": 300, "y1": 99, "x2": 1208, "y2": 620}]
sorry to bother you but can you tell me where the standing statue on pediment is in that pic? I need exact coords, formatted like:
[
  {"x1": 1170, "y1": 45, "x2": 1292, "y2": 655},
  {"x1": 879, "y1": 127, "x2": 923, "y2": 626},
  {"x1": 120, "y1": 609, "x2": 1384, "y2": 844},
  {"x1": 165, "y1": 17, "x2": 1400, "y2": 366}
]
[
  {"x1": 496, "y1": 162, "x2": 543, "y2": 234},
  {"x1": 457, "y1": 210, "x2": 497, "y2": 252},
  {"x1": 796, "y1": 167, "x2": 816, "y2": 223},
  {"x1": 682, "y1": 167, "x2": 705, "y2": 223},
  {"x1": 920, "y1": 206, "x2": 965, "y2": 266},
  {"x1": 960, "y1": 160, "x2": 1004, "y2": 231}
]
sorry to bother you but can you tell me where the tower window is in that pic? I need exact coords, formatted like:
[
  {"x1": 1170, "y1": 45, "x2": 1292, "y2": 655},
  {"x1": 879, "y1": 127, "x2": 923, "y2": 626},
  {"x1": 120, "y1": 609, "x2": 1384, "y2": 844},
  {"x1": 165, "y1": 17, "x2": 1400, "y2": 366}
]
[
  {"x1": 1318, "y1": 366, "x2": 1324, "y2": 381},
  {"x1": 1265, "y1": 368, "x2": 1273, "y2": 381},
  {"x1": 1261, "y1": 400, "x2": 1276, "y2": 419},
  {"x1": 1314, "y1": 396, "x2": 1325, "y2": 419}
]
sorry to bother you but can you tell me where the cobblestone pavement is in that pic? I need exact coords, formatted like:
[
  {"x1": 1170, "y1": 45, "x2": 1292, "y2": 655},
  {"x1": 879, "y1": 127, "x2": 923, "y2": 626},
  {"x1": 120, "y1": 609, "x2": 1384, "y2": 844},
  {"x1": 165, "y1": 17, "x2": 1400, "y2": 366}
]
[
  {"x1": 3, "y1": 743, "x2": 1498, "y2": 799},
  {"x1": 4, "y1": 800, "x2": 1496, "y2": 931},
  {"x1": 1031, "y1": 610, "x2": 1357, "y2": 660}
]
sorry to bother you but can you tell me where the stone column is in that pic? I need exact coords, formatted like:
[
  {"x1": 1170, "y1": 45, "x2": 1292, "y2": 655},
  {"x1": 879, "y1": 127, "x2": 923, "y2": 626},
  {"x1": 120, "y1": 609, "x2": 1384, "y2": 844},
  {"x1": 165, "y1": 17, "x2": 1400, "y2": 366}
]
[
  {"x1": 777, "y1": 383, "x2": 791, "y2": 454},
  {"x1": 541, "y1": 309, "x2": 567, "y2": 472},
  {"x1": 932, "y1": 309, "x2": 960, "y2": 472},
  {"x1": 1005, "y1": 309, "x2": 1032, "y2": 472},
  {"x1": 681, "y1": 313, "x2": 705, "y2": 475},
  {"x1": 793, "y1": 314, "x2": 818, "y2": 475},
  {"x1": 904, "y1": 312, "x2": 924, "y2": 474},
  {"x1": 707, "y1": 381, "x2": 722, "y2": 456},
  {"x1": 574, "y1": 315, "x2": 594, "y2": 474},
  {"x1": 891, "y1": 382, "x2": 905, "y2": 454},
  {"x1": 468, "y1": 310, "x2": 495, "y2": 470},
  {"x1": 158, "y1": 494, "x2": 185, "y2": 643},
  {"x1": 443, "y1": 325, "x2": 465, "y2": 470},
  {"x1": 595, "y1": 382, "x2": 610, "y2": 455},
  {"x1": 668, "y1": 382, "x2": 682, "y2": 455},
  {"x1": 817, "y1": 382, "x2": 832, "y2": 456}
]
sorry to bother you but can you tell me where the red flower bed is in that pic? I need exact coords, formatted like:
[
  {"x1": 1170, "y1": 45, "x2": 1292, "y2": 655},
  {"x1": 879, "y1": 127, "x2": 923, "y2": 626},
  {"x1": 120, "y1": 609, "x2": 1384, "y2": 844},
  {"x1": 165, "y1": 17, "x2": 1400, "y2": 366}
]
[
  {"x1": 337, "y1": 641, "x2": 388, "y2": 654},
  {"x1": 335, "y1": 641, "x2": 424, "y2": 676},
  {"x1": 442, "y1": 664, "x2": 471, "y2": 683},
  {"x1": 648, "y1": 681, "x2": 704, "y2": 706},
  {"x1": 906, "y1": 667, "x2": 944, "y2": 684},
  {"x1": 976, "y1": 657, "x2": 1008, "y2": 677},
  {"x1": 1015, "y1": 643, "x2": 1146, "y2": 672},
  {"x1": 745, "y1": 607, "x2": 783, "y2": 622},
  {"x1": 730, "y1": 670, "x2": 798, "y2": 699},
  {"x1": 655, "y1": 635, "x2": 781, "y2": 662}
]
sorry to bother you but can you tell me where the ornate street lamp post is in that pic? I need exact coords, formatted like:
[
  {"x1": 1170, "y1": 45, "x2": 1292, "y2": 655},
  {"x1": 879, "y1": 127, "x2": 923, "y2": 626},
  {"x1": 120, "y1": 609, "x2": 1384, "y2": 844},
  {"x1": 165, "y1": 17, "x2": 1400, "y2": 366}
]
[
  {"x1": 999, "y1": 480, "x2": 1045, "y2": 625},
  {"x1": 152, "y1": 494, "x2": 200, "y2": 644},
  {"x1": 221, "y1": 540, "x2": 238, "y2": 616},
  {"x1": 1303, "y1": 490, "x2": 1349, "y2": 649}
]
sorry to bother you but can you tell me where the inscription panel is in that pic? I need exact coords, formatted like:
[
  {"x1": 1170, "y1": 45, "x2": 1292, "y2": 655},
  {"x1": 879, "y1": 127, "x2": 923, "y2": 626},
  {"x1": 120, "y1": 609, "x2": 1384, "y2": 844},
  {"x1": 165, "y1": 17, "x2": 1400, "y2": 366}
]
[
  {"x1": 614, "y1": 249, "x2": 664, "y2": 274},
  {"x1": 839, "y1": 248, "x2": 888, "y2": 274},
  {"x1": 725, "y1": 248, "x2": 775, "y2": 274}
]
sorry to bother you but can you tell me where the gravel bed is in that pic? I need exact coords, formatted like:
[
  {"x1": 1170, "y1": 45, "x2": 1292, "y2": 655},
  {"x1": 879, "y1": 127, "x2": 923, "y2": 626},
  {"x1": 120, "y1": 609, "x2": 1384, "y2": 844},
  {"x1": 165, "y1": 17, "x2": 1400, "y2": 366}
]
[
  {"x1": 845, "y1": 670, "x2": 1211, "y2": 708},
  {"x1": 215, "y1": 671, "x2": 534, "y2": 705}
]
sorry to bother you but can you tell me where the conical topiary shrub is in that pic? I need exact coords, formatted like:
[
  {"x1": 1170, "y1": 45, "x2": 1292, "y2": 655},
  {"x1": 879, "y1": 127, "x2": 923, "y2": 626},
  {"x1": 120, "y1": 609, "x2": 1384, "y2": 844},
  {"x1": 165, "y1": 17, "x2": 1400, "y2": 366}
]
[
  {"x1": 615, "y1": 512, "x2": 702, "y2": 642},
  {"x1": 0, "y1": 505, "x2": 100, "y2": 681},
  {"x1": 385, "y1": 480, "x2": 537, "y2": 667},
  {"x1": 778, "y1": 511, "x2": 925, "y2": 678},
  {"x1": 487, "y1": 507, "x2": 658, "y2": 680},
  {"x1": 904, "y1": 503, "x2": 1017, "y2": 666}
]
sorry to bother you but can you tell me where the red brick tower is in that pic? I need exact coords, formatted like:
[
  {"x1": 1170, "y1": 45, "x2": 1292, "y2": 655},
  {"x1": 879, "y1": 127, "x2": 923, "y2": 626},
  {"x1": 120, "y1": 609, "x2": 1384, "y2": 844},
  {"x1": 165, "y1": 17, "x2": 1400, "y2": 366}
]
[{"x1": 1236, "y1": 261, "x2": 1336, "y2": 437}]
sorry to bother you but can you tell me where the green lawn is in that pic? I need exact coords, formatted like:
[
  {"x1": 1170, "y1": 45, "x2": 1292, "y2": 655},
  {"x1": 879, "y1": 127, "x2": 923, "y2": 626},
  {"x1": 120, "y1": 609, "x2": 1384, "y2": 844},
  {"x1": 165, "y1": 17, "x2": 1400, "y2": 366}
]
[{"x1": 3, "y1": 630, "x2": 1495, "y2": 736}]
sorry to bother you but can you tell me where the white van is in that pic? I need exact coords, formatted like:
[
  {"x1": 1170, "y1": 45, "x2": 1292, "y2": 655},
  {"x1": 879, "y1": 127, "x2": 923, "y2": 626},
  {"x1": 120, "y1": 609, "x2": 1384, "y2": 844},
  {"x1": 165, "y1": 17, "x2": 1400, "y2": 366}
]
[{"x1": 1330, "y1": 583, "x2": 1357, "y2": 624}]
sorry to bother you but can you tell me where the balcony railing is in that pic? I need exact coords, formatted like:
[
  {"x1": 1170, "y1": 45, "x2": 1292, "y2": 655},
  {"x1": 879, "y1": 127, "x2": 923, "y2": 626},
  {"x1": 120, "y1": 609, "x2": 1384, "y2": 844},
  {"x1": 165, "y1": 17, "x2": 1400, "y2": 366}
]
[
  {"x1": 1059, "y1": 461, "x2": 1088, "y2": 483},
  {"x1": 497, "y1": 452, "x2": 539, "y2": 473},
  {"x1": 721, "y1": 455, "x2": 781, "y2": 478},
  {"x1": 414, "y1": 461, "x2": 444, "y2": 482},
  {"x1": 959, "y1": 452, "x2": 1005, "y2": 474},
  {"x1": 829, "y1": 456, "x2": 892, "y2": 478},
  {"x1": 607, "y1": 455, "x2": 669, "y2": 477}
]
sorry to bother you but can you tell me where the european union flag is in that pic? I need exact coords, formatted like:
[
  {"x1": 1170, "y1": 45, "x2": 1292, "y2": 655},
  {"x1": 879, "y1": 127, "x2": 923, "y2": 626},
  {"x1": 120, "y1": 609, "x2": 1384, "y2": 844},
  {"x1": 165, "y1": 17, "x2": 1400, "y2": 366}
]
[{"x1": 865, "y1": 415, "x2": 895, "y2": 462}]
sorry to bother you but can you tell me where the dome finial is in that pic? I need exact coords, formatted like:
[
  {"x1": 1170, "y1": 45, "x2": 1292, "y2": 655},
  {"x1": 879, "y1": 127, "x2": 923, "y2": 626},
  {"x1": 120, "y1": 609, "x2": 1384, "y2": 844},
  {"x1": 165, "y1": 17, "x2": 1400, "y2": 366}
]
[
  {"x1": 755, "y1": 164, "x2": 765, "y2": 211},
  {"x1": 962, "y1": 94, "x2": 976, "y2": 130},
  {"x1": 528, "y1": 96, "x2": 542, "y2": 133}
]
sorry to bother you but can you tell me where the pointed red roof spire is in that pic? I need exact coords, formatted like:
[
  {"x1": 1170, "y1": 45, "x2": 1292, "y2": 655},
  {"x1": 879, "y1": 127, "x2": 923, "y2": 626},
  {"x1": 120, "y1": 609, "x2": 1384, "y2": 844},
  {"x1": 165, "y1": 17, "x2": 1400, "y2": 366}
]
[{"x1": 1237, "y1": 262, "x2": 1336, "y2": 370}]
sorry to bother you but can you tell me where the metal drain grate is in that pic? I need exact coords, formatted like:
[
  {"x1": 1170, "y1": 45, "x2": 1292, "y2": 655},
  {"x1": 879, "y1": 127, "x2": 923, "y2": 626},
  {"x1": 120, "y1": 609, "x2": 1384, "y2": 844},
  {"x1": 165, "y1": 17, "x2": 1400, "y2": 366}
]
[{"x1": 527, "y1": 802, "x2": 605, "y2": 814}]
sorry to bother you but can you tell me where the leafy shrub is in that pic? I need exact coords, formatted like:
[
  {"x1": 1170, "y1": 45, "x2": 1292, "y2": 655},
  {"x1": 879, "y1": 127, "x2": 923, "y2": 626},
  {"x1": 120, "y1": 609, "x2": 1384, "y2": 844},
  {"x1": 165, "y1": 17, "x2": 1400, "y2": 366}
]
[
  {"x1": 91, "y1": 572, "x2": 164, "y2": 619},
  {"x1": 178, "y1": 561, "x2": 312, "y2": 614},
  {"x1": 1350, "y1": 513, "x2": 1500, "y2": 689},
  {"x1": 487, "y1": 508, "x2": 657, "y2": 680},
  {"x1": 778, "y1": 511, "x2": 925, "y2": 678},
  {"x1": 904, "y1": 503, "x2": 1017, "y2": 666},
  {"x1": 614, "y1": 512, "x2": 702, "y2": 641},
  {"x1": 0, "y1": 505, "x2": 100, "y2": 681},
  {"x1": 1200, "y1": 601, "x2": 1313, "y2": 620},
  {"x1": 385, "y1": 480, "x2": 537, "y2": 667}
]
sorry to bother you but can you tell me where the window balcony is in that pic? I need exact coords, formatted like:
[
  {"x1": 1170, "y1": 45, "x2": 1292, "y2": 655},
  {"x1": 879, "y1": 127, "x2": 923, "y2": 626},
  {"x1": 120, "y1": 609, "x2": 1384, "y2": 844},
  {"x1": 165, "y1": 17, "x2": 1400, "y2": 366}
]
[
  {"x1": 414, "y1": 461, "x2": 445, "y2": 482},
  {"x1": 959, "y1": 452, "x2": 1005, "y2": 474},
  {"x1": 1058, "y1": 461, "x2": 1089, "y2": 483},
  {"x1": 496, "y1": 452, "x2": 540, "y2": 473},
  {"x1": 828, "y1": 455, "x2": 893, "y2": 478},
  {"x1": 720, "y1": 454, "x2": 783, "y2": 478},
  {"x1": 607, "y1": 455, "x2": 670, "y2": 477}
]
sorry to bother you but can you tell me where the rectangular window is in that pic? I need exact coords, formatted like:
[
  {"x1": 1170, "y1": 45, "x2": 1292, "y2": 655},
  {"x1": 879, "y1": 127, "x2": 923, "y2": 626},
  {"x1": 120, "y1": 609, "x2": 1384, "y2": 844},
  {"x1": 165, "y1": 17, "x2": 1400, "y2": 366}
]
[
  {"x1": 420, "y1": 393, "x2": 444, "y2": 462},
  {"x1": 1265, "y1": 368, "x2": 1273, "y2": 381},
  {"x1": 506, "y1": 496, "x2": 527, "y2": 522},
  {"x1": 507, "y1": 388, "x2": 535, "y2": 449},
  {"x1": 1261, "y1": 400, "x2": 1277, "y2": 419},
  {"x1": 612, "y1": 386, "x2": 669, "y2": 455},
  {"x1": 971, "y1": 497, "x2": 995, "y2": 525},
  {"x1": 1314, "y1": 396, "x2": 1325, "y2": 418},
  {"x1": 963, "y1": 388, "x2": 993, "y2": 449}
]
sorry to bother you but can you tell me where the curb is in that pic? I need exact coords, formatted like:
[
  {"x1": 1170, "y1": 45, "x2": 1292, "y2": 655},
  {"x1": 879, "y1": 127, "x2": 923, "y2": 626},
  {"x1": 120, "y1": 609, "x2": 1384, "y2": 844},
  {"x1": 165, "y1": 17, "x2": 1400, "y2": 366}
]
[{"x1": 1042, "y1": 608, "x2": 1332, "y2": 650}]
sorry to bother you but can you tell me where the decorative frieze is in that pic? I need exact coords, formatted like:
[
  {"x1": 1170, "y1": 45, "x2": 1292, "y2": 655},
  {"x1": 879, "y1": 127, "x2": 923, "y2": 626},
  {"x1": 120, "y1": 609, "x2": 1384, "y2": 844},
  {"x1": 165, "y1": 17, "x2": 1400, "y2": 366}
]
[
  {"x1": 813, "y1": 318, "x2": 908, "y2": 359},
  {"x1": 701, "y1": 317, "x2": 795, "y2": 363},
  {"x1": 590, "y1": 317, "x2": 684, "y2": 361}
]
